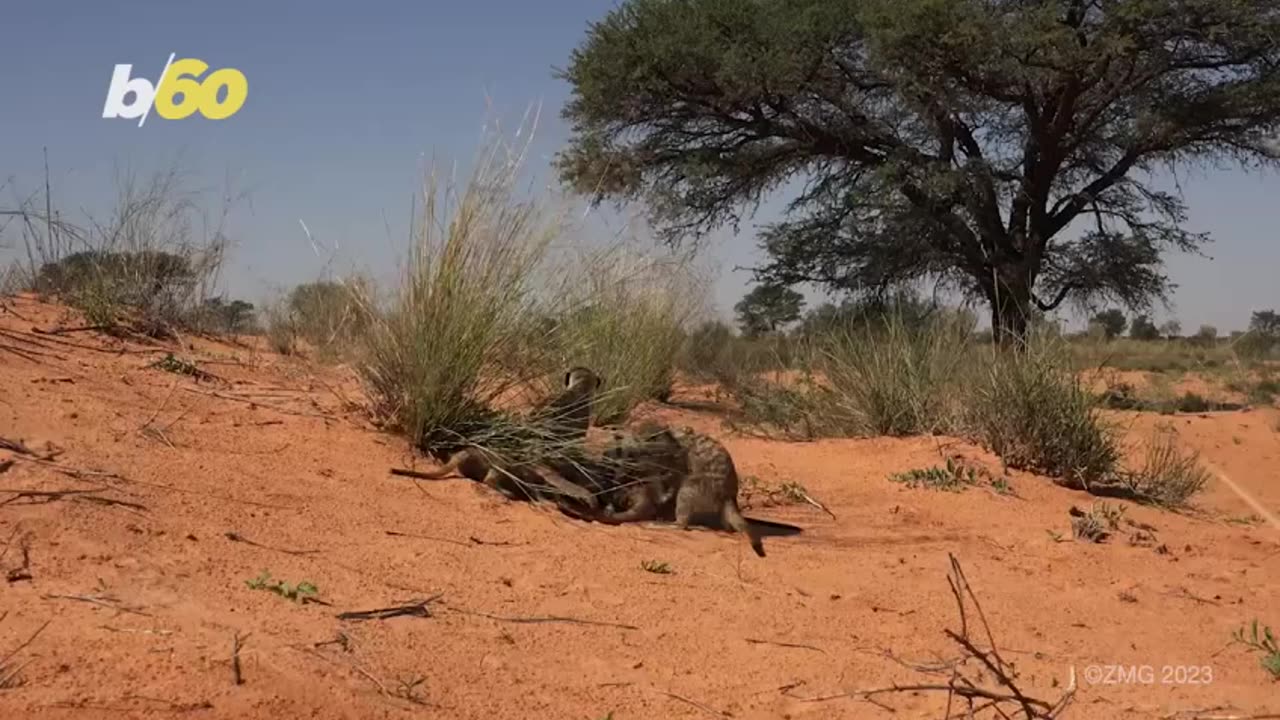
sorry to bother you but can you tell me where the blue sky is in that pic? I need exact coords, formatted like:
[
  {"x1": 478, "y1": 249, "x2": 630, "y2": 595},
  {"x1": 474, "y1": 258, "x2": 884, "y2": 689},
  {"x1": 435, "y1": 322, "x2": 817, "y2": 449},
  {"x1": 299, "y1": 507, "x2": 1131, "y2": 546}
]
[{"x1": 1, "y1": 0, "x2": 1276, "y2": 331}]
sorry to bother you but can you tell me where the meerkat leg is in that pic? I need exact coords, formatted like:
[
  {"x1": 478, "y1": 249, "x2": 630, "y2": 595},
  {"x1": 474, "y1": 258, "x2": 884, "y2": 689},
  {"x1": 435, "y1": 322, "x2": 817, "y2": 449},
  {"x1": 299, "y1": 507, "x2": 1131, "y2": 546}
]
[
  {"x1": 532, "y1": 464, "x2": 600, "y2": 510},
  {"x1": 673, "y1": 482, "x2": 699, "y2": 530}
]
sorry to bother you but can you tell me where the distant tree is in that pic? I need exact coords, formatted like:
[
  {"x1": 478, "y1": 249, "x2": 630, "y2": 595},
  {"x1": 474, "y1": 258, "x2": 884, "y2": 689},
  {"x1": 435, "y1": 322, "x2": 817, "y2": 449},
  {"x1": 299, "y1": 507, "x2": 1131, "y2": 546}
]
[
  {"x1": 199, "y1": 296, "x2": 257, "y2": 334},
  {"x1": 557, "y1": 0, "x2": 1280, "y2": 346},
  {"x1": 1129, "y1": 315, "x2": 1161, "y2": 341},
  {"x1": 796, "y1": 287, "x2": 939, "y2": 337},
  {"x1": 1158, "y1": 320, "x2": 1182, "y2": 340},
  {"x1": 1251, "y1": 309, "x2": 1280, "y2": 338},
  {"x1": 1192, "y1": 324, "x2": 1218, "y2": 347},
  {"x1": 735, "y1": 283, "x2": 805, "y2": 337},
  {"x1": 1091, "y1": 309, "x2": 1127, "y2": 340},
  {"x1": 1239, "y1": 309, "x2": 1280, "y2": 358}
]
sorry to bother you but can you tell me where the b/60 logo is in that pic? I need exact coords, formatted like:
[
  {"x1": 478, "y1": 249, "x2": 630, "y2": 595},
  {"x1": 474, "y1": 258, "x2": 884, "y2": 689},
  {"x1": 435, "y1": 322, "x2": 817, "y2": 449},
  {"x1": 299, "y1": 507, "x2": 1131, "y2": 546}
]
[{"x1": 102, "y1": 53, "x2": 248, "y2": 127}]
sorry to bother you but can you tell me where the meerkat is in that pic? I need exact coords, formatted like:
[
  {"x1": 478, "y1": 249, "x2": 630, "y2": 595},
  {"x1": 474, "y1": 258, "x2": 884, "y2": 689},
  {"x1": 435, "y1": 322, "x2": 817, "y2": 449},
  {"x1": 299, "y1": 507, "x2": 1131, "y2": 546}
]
[
  {"x1": 404, "y1": 366, "x2": 606, "y2": 508},
  {"x1": 404, "y1": 445, "x2": 599, "y2": 507},
  {"x1": 531, "y1": 366, "x2": 605, "y2": 441},
  {"x1": 570, "y1": 422, "x2": 766, "y2": 558}
]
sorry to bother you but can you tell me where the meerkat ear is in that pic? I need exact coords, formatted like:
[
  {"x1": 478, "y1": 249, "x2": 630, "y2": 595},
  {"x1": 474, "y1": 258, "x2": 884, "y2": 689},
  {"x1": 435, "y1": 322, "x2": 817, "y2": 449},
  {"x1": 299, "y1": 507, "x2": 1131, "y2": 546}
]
[{"x1": 564, "y1": 370, "x2": 573, "y2": 387}]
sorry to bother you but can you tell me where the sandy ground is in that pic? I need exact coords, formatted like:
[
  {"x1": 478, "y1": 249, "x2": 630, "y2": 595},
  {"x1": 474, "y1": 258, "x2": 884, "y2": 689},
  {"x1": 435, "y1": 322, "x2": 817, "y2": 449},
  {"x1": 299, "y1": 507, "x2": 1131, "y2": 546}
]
[{"x1": 1, "y1": 294, "x2": 1278, "y2": 720}]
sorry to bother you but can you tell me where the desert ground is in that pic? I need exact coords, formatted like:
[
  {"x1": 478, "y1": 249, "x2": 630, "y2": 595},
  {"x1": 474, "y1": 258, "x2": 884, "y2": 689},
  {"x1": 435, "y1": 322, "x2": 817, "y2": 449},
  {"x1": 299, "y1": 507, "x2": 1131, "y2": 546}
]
[{"x1": 1, "y1": 293, "x2": 1278, "y2": 720}]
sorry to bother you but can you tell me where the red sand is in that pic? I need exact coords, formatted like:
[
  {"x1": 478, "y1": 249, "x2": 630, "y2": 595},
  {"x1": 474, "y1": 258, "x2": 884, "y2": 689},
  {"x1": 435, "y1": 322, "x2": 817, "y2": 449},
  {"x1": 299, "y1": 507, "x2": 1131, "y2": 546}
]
[{"x1": 1, "y1": 294, "x2": 1278, "y2": 719}]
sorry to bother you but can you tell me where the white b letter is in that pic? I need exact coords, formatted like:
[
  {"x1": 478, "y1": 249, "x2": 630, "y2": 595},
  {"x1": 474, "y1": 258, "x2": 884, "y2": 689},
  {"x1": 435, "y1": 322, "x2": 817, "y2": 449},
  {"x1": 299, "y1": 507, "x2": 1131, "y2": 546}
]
[{"x1": 102, "y1": 64, "x2": 155, "y2": 119}]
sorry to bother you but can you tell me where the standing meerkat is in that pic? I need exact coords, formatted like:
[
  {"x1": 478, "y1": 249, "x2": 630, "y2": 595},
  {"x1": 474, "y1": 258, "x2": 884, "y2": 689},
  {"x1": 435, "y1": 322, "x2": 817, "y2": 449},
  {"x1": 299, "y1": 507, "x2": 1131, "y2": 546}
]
[
  {"x1": 532, "y1": 366, "x2": 605, "y2": 441},
  {"x1": 569, "y1": 422, "x2": 766, "y2": 558}
]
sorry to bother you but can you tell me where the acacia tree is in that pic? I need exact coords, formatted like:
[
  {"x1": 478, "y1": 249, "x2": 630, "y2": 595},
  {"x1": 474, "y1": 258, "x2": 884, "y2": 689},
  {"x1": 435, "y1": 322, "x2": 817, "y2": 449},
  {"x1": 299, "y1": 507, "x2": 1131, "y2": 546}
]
[
  {"x1": 556, "y1": 0, "x2": 1280, "y2": 344},
  {"x1": 735, "y1": 283, "x2": 805, "y2": 336}
]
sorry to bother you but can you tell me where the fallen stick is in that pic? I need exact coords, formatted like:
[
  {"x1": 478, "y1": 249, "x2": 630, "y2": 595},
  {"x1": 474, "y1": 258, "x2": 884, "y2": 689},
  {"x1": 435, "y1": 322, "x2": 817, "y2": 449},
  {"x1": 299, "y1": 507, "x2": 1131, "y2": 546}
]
[
  {"x1": 336, "y1": 596, "x2": 440, "y2": 622},
  {"x1": 43, "y1": 593, "x2": 152, "y2": 617},
  {"x1": 447, "y1": 607, "x2": 639, "y2": 631},
  {"x1": 224, "y1": 531, "x2": 319, "y2": 556},
  {"x1": 744, "y1": 637, "x2": 827, "y2": 654},
  {"x1": 795, "y1": 488, "x2": 837, "y2": 520},
  {"x1": 181, "y1": 387, "x2": 339, "y2": 420},
  {"x1": 657, "y1": 689, "x2": 729, "y2": 718},
  {"x1": 0, "y1": 487, "x2": 112, "y2": 506}
]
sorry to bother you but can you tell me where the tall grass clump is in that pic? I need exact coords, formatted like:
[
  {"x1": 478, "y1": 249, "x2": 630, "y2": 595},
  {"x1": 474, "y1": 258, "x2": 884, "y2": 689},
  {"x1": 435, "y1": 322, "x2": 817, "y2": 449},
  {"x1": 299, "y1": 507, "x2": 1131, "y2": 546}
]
[
  {"x1": 543, "y1": 245, "x2": 705, "y2": 423},
  {"x1": 967, "y1": 332, "x2": 1121, "y2": 490},
  {"x1": 721, "y1": 309, "x2": 971, "y2": 439},
  {"x1": 357, "y1": 138, "x2": 561, "y2": 449},
  {"x1": 815, "y1": 312, "x2": 973, "y2": 436},
  {"x1": 1119, "y1": 428, "x2": 1212, "y2": 507}
]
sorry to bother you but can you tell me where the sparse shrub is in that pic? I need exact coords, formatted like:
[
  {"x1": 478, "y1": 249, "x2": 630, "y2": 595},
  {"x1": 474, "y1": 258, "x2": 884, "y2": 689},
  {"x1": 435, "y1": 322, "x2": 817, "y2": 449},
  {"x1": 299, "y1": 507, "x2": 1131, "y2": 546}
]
[
  {"x1": 193, "y1": 296, "x2": 256, "y2": 335},
  {"x1": 889, "y1": 458, "x2": 980, "y2": 492},
  {"x1": 679, "y1": 319, "x2": 734, "y2": 380},
  {"x1": 23, "y1": 168, "x2": 229, "y2": 338},
  {"x1": 809, "y1": 312, "x2": 971, "y2": 436},
  {"x1": 1120, "y1": 430, "x2": 1212, "y2": 507},
  {"x1": 967, "y1": 336, "x2": 1120, "y2": 490},
  {"x1": 1070, "y1": 502, "x2": 1126, "y2": 542},
  {"x1": 268, "y1": 277, "x2": 375, "y2": 360}
]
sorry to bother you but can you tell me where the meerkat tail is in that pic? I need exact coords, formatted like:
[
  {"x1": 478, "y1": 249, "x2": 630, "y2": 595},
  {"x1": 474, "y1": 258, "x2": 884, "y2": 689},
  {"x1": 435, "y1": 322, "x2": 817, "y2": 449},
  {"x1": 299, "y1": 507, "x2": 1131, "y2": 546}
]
[
  {"x1": 392, "y1": 450, "x2": 472, "y2": 480},
  {"x1": 722, "y1": 501, "x2": 766, "y2": 557}
]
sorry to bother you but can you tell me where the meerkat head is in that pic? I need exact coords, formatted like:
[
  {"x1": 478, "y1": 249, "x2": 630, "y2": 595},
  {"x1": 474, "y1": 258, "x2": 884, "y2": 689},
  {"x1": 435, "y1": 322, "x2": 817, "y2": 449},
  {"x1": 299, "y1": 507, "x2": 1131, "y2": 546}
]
[{"x1": 563, "y1": 366, "x2": 603, "y2": 392}]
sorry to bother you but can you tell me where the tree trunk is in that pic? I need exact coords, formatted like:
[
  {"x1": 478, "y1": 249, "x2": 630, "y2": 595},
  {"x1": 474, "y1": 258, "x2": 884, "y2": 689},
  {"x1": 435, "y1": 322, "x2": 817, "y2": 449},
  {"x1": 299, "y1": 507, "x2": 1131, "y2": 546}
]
[{"x1": 987, "y1": 267, "x2": 1033, "y2": 349}]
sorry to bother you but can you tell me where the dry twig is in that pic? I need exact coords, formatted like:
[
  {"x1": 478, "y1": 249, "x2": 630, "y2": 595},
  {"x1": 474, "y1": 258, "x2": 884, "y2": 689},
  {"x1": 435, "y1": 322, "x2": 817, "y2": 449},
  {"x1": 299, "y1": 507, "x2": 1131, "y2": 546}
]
[
  {"x1": 793, "y1": 554, "x2": 1075, "y2": 718},
  {"x1": 224, "y1": 531, "x2": 318, "y2": 556},
  {"x1": 336, "y1": 597, "x2": 440, "y2": 622}
]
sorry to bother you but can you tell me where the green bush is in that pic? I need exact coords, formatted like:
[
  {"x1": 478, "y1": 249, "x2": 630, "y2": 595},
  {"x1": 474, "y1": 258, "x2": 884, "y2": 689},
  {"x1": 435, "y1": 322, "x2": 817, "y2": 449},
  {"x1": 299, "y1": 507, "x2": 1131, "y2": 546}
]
[
  {"x1": 967, "y1": 335, "x2": 1120, "y2": 490},
  {"x1": 356, "y1": 141, "x2": 561, "y2": 448}
]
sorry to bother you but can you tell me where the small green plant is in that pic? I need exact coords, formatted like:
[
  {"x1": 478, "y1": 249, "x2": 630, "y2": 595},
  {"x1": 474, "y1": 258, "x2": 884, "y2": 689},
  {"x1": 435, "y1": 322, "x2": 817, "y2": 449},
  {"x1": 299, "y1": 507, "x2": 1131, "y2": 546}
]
[
  {"x1": 245, "y1": 570, "x2": 319, "y2": 603},
  {"x1": 640, "y1": 560, "x2": 672, "y2": 575},
  {"x1": 989, "y1": 476, "x2": 1014, "y2": 495},
  {"x1": 1232, "y1": 620, "x2": 1280, "y2": 681},
  {"x1": 148, "y1": 353, "x2": 218, "y2": 382},
  {"x1": 889, "y1": 457, "x2": 980, "y2": 492},
  {"x1": 1070, "y1": 502, "x2": 1126, "y2": 543}
]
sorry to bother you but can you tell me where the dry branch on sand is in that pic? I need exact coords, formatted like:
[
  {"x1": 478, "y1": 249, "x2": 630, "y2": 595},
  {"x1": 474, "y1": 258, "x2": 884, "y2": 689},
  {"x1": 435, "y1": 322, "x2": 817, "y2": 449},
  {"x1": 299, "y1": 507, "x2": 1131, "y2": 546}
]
[{"x1": 791, "y1": 554, "x2": 1075, "y2": 718}]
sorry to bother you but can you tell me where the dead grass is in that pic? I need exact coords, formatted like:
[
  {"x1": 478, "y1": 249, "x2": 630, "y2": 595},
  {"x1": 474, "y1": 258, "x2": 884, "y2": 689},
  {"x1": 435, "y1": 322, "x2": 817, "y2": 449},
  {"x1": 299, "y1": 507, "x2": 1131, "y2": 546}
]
[
  {"x1": 13, "y1": 165, "x2": 235, "y2": 339},
  {"x1": 1119, "y1": 429, "x2": 1213, "y2": 507}
]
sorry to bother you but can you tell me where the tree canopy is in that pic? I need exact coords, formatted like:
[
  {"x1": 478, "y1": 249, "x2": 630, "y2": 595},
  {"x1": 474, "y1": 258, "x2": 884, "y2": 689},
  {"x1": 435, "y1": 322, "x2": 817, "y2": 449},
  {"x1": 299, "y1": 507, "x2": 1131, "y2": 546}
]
[
  {"x1": 734, "y1": 283, "x2": 805, "y2": 336},
  {"x1": 1091, "y1": 308, "x2": 1127, "y2": 339},
  {"x1": 557, "y1": 0, "x2": 1280, "y2": 343}
]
